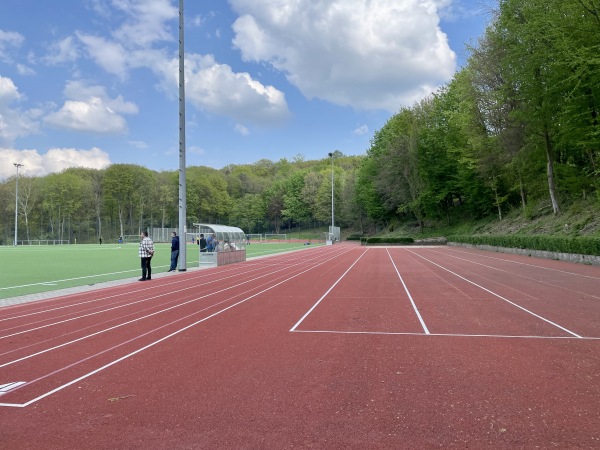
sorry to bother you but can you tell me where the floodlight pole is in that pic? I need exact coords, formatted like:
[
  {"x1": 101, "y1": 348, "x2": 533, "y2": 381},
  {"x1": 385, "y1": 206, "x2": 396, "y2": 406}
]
[
  {"x1": 327, "y1": 153, "x2": 335, "y2": 233},
  {"x1": 328, "y1": 152, "x2": 334, "y2": 229},
  {"x1": 178, "y1": 0, "x2": 187, "y2": 271},
  {"x1": 14, "y1": 163, "x2": 23, "y2": 246}
]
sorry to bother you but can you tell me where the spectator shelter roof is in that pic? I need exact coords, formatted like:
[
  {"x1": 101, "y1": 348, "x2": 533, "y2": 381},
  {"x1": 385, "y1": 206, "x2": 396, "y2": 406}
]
[{"x1": 192, "y1": 223, "x2": 246, "y2": 244}]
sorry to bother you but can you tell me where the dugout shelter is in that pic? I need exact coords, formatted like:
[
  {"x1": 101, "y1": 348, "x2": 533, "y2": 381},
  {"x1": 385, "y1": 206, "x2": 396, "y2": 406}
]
[{"x1": 193, "y1": 223, "x2": 247, "y2": 268}]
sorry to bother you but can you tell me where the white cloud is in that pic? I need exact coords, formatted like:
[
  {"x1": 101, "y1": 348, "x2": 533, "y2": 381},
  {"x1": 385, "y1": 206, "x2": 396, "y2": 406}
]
[
  {"x1": 0, "y1": 147, "x2": 111, "y2": 179},
  {"x1": 0, "y1": 29, "x2": 24, "y2": 62},
  {"x1": 0, "y1": 76, "x2": 21, "y2": 104},
  {"x1": 44, "y1": 80, "x2": 138, "y2": 134},
  {"x1": 235, "y1": 124, "x2": 249, "y2": 136},
  {"x1": 111, "y1": 0, "x2": 178, "y2": 48},
  {"x1": 76, "y1": 0, "x2": 177, "y2": 79},
  {"x1": 0, "y1": 76, "x2": 41, "y2": 145},
  {"x1": 128, "y1": 140, "x2": 149, "y2": 149},
  {"x1": 182, "y1": 53, "x2": 290, "y2": 126},
  {"x1": 16, "y1": 64, "x2": 36, "y2": 76},
  {"x1": 188, "y1": 145, "x2": 205, "y2": 155},
  {"x1": 353, "y1": 125, "x2": 369, "y2": 135},
  {"x1": 74, "y1": 2, "x2": 289, "y2": 128},
  {"x1": 45, "y1": 36, "x2": 80, "y2": 65},
  {"x1": 229, "y1": 0, "x2": 456, "y2": 111},
  {"x1": 76, "y1": 32, "x2": 129, "y2": 79}
]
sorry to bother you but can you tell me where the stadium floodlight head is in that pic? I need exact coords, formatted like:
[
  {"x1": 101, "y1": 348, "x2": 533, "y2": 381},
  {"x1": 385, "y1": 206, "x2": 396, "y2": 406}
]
[{"x1": 14, "y1": 163, "x2": 23, "y2": 246}]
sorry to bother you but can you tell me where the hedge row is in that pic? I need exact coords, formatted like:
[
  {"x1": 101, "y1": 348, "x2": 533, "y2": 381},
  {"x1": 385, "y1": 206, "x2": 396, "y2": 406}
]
[
  {"x1": 447, "y1": 235, "x2": 600, "y2": 256},
  {"x1": 360, "y1": 237, "x2": 415, "y2": 245},
  {"x1": 346, "y1": 234, "x2": 363, "y2": 241}
]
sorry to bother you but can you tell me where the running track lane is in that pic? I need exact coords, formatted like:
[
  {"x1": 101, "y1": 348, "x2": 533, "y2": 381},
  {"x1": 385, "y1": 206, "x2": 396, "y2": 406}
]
[{"x1": 1, "y1": 243, "x2": 600, "y2": 449}]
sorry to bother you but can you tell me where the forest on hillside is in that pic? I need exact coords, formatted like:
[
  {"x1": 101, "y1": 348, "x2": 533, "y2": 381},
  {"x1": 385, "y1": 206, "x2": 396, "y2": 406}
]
[{"x1": 1, "y1": 0, "x2": 599, "y2": 244}]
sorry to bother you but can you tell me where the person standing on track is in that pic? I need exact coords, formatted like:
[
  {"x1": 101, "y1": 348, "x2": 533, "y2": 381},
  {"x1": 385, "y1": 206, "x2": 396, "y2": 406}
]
[
  {"x1": 168, "y1": 231, "x2": 179, "y2": 272},
  {"x1": 139, "y1": 230, "x2": 154, "y2": 281}
]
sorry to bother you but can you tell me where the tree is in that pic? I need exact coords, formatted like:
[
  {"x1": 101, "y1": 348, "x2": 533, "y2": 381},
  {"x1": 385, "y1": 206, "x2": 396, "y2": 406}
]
[{"x1": 103, "y1": 164, "x2": 145, "y2": 238}]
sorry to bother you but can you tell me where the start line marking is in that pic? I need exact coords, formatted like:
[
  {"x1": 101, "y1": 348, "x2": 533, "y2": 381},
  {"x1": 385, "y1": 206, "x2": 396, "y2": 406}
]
[{"x1": 291, "y1": 329, "x2": 600, "y2": 340}]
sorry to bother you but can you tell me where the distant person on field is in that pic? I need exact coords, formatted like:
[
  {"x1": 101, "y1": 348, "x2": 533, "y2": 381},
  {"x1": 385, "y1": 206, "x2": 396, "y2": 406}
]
[
  {"x1": 118, "y1": 236, "x2": 123, "y2": 244},
  {"x1": 138, "y1": 231, "x2": 154, "y2": 281},
  {"x1": 168, "y1": 231, "x2": 179, "y2": 272},
  {"x1": 199, "y1": 233, "x2": 207, "y2": 252},
  {"x1": 246, "y1": 234, "x2": 250, "y2": 245},
  {"x1": 99, "y1": 236, "x2": 102, "y2": 245}
]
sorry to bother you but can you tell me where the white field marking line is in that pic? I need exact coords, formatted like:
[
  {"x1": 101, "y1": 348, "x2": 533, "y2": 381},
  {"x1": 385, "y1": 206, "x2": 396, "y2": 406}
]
[
  {"x1": 0, "y1": 246, "x2": 349, "y2": 340},
  {"x1": 291, "y1": 329, "x2": 600, "y2": 340},
  {"x1": 386, "y1": 249, "x2": 430, "y2": 334},
  {"x1": 0, "y1": 246, "x2": 357, "y2": 366},
  {"x1": 0, "y1": 270, "x2": 261, "y2": 335},
  {"x1": 0, "y1": 242, "x2": 328, "y2": 293},
  {"x1": 424, "y1": 248, "x2": 600, "y2": 301},
  {"x1": 444, "y1": 246, "x2": 600, "y2": 281},
  {"x1": 0, "y1": 251, "x2": 314, "y2": 324},
  {"x1": 0, "y1": 249, "x2": 340, "y2": 354},
  {"x1": 0, "y1": 245, "x2": 353, "y2": 408},
  {"x1": 0, "y1": 244, "x2": 340, "y2": 326},
  {"x1": 0, "y1": 268, "x2": 141, "y2": 291},
  {"x1": 406, "y1": 249, "x2": 582, "y2": 338},
  {"x1": 290, "y1": 248, "x2": 369, "y2": 332}
]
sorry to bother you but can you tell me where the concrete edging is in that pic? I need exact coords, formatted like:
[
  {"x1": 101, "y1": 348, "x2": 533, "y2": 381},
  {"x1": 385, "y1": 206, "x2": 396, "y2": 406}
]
[{"x1": 448, "y1": 242, "x2": 600, "y2": 266}]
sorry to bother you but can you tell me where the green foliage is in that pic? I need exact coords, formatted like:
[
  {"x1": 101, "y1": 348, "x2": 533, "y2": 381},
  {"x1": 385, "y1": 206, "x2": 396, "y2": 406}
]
[
  {"x1": 363, "y1": 236, "x2": 414, "y2": 245},
  {"x1": 346, "y1": 234, "x2": 363, "y2": 241},
  {"x1": 3, "y1": 1, "x2": 600, "y2": 244},
  {"x1": 448, "y1": 234, "x2": 600, "y2": 256}
]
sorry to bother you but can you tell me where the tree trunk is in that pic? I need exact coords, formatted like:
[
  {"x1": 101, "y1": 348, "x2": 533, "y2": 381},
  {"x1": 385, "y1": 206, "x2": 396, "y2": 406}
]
[
  {"x1": 519, "y1": 176, "x2": 527, "y2": 211},
  {"x1": 493, "y1": 185, "x2": 502, "y2": 221},
  {"x1": 544, "y1": 130, "x2": 560, "y2": 214}
]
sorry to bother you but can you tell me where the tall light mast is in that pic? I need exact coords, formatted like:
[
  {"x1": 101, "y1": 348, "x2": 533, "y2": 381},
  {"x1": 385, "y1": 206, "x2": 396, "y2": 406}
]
[{"x1": 178, "y1": 0, "x2": 187, "y2": 271}]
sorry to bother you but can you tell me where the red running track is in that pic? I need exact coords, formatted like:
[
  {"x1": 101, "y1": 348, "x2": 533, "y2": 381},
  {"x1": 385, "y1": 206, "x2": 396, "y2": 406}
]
[{"x1": 1, "y1": 243, "x2": 600, "y2": 449}]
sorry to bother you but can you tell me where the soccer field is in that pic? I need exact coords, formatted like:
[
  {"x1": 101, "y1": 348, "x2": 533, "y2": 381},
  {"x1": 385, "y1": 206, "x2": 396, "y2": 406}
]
[{"x1": 0, "y1": 242, "x2": 322, "y2": 300}]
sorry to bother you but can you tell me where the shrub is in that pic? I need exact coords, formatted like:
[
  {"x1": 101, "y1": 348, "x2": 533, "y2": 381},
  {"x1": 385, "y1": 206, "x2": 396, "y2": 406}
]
[
  {"x1": 346, "y1": 234, "x2": 363, "y2": 241},
  {"x1": 364, "y1": 237, "x2": 414, "y2": 245},
  {"x1": 447, "y1": 235, "x2": 600, "y2": 256}
]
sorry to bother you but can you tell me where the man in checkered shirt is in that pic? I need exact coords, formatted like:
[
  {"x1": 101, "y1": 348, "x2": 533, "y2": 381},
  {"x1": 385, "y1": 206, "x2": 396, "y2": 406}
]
[{"x1": 138, "y1": 231, "x2": 155, "y2": 281}]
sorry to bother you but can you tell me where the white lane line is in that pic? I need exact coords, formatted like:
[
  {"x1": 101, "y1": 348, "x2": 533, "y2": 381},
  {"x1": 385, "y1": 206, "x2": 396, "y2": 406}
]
[
  {"x1": 424, "y1": 248, "x2": 600, "y2": 301},
  {"x1": 406, "y1": 249, "x2": 582, "y2": 338},
  {"x1": 387, "y1": 249, "x2": 430, "y2": 334},
  {"x1": 0, "y1": 247, "x2": 357, "y2": 366},
  {"x1": 291, "y1": 329, "x2": 600, "y2": 340},
  {"x1": 0, "y1": 244, "x2": 329, "y2": 294},
  {"x1": 0, "y1": 382, "x2": 26, "y2": 395},
  {"x1": 0, "y1": 246, "x2": 348, "y2": 340},
  {"x1": 0, "y1": 244, "x2": 336, "y2": 322},
  {"x1": 290, "y1": 249, "x2": 369, "y2": 332},
  {"x1": 0, "y1": 245, "x2": 356, "y2": 408},
  {"x1": 444, "y1": 246, "x2": 600, "y2": 280}
]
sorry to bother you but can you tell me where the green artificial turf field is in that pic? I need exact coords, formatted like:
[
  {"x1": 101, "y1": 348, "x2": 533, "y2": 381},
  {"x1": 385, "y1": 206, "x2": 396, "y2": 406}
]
[{"x1": 0, "y1": 242, "x2": 321, "y2": 300}]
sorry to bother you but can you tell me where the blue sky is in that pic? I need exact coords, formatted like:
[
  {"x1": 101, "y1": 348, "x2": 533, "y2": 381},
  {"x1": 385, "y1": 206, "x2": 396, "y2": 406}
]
[{"x1": 0, "y1": 0, "x2": 490, "y2": 179}]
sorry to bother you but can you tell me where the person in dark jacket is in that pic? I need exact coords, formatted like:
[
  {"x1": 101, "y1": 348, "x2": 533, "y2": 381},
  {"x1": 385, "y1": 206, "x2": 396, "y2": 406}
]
[
  {"x1": 168, "y1": 231, "x2": 179, "y2": 272},
  {"x1": 199, "y1": 233, "x2": 207, "y2": 252}
]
